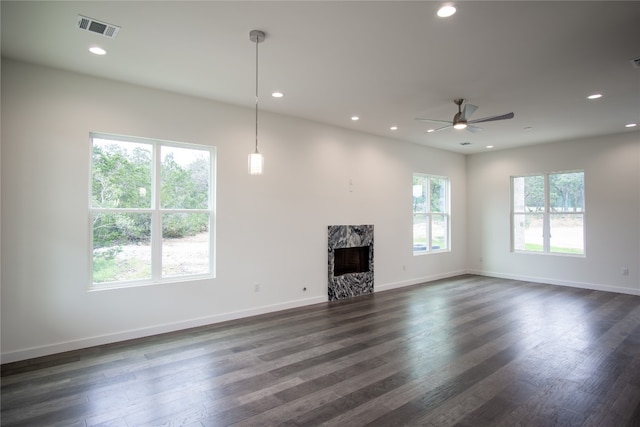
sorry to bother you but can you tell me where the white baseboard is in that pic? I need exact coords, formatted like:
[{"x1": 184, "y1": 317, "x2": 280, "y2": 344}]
[
  {"x1": 467, "y1": 269, "x2": 640, "y2": 296},
  {"x1": 1, "y1": 295, "x2": 326, "y2": 364},
  {"x1": 2, "y1": 273, "x2": 465, "y2": 364},
  {"x1": 376, "y1": 270, "x2": 468, "y2": 293},
  {"x1": 5, "y1": 270, "x2": 636, "y2": 364}
]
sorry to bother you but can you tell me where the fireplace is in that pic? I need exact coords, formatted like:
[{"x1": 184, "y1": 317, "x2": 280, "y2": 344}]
[{"x1": 328, "y1": 225, "x2": 373, "y2": 301}]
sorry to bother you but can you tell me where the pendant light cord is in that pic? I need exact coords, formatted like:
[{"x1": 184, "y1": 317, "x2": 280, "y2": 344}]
[{"x1": 254, "y1": 35, "x2": 259, "y2": 153}]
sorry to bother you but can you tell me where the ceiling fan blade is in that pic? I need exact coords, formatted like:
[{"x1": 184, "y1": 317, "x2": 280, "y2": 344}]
[
  {"x1": 470, "y1": 112, "x2": 514, "y2": 124},
  {"x1": 466, "y1": 125, "x2": 482, "y2": 133},
  {"x1": 461, "y1": 104, "x2": 478, "y2": 121},
  {"x1": 415, "y1": 118, "x2": 452, "y2": 124},
  {"x1": 424, "y1": 124, "x2": 451, "y2": 133}
]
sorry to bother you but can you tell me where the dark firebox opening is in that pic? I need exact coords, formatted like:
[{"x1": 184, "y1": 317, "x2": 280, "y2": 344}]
[{"x1": 333, "y1": 246, "x2": 370, "y2": 276}]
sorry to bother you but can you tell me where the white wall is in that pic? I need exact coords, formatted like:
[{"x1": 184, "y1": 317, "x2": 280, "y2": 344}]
[
  {"x1": 0, "y1": 59, "x2": 467, "y2": 362},
  {"x1": 466, "y1": 134, "x2": 640, "y2": 294}
]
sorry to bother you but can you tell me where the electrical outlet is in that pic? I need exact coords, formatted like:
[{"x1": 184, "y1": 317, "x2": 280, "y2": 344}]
[
  {"x1": 402, "y1": 265, "x2": 406, "y2": 271},
  {"x1": 622, "y1": 267, "x2": 629, "y2": 276},
  {"x1": 254, "y1": 283, "x2": 261, "y2": 292}
]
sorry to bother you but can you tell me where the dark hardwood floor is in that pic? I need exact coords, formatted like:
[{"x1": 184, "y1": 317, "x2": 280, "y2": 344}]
[{"x1": 3, "y1": 275, "x2": 640, "y2": 426}]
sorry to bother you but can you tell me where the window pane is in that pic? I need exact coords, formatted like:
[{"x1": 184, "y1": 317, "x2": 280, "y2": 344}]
[
  {"x1": 413, "y1": 213, "x2": 428, "y2": 252},
  {"x1": 550, "y1": 214, "x2": 584, "y2": 254},
  {"x1": 549, "y1": 172, "x2": 584, "y2": 212},
  {"x1": 92, "y1": 212, "x2": 151, "y2": 283},
  {"x1": 513, "y1": 175, "x2": 544, "y2": 213},
  {"x1": 161, "y1": 146, "x2": 210, "y2": 209},
  {"x1": 513, "y1": 213, "x2": 544, "y2": 252},
  {"x1": 430, "y1": 177, "x2": 447, "y2": 213},
  {"x1": 162, "y1": 213, "x2": 210, "y2": 277},
  {"x1": 432, "y1": 214, "x2": 448, "y2": 250},
  {"x1": 91, "y1": 139, "x2": 152, "y2": 209},
  {"x1": 412, "y1": 175, "x2": 427, "y2": 213}
]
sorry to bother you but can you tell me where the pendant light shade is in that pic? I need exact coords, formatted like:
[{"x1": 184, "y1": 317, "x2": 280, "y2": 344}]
[
  {"x1": 248, "y1": 151, "x2": 264, "y2": 175},
  {"x1": 248, "y1": 30, "x2": 265, "y2": 175}
]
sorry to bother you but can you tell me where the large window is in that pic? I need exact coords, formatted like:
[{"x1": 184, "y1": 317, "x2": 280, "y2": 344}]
[
  {"x1": 90, "y1": 134, "x2": 215, "y2": 288},
  {"x1": 413, "y1": 173, "x2": 450, "y2": 254},
  {"x1": 512, "y1": 171, "x2": 584, "y2": 255}
]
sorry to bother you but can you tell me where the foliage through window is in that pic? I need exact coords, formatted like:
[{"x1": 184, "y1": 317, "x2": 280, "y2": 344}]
[
  {"x1": 90, "y1": 134, "x2": 215, "y2": 287},
  {"x1": 511, "y1": 171, "x2": 584, "y2": 255},
  {"x1": 413, "y1": 174, "x2": 450, "y2": 254}
]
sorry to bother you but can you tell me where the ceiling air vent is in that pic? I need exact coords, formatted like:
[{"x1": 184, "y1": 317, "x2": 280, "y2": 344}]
[
  {"x1": 631, "y1": 57, "x2": 640, "y2": 69},
  {"x1": 77, "y1": 15, "x2": 120, "y2": 38},
  {"x1": 459, "y1": 142, "x2": 471, "y2": 146}
]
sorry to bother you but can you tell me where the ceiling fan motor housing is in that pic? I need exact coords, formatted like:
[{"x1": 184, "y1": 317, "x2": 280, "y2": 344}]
[{"x1": 453, "y1": 99, "x2": 466, "y2": 127}]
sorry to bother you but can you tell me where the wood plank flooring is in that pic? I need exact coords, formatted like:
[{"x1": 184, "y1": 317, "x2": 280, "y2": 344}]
[{"x1": 3, "y1": 275, "x2": 640, "y2": 426}]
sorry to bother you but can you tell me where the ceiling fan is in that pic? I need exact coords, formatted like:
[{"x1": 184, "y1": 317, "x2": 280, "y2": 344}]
[{"x1": 415, "y1": 99, "x2": 514, "y2": 133}]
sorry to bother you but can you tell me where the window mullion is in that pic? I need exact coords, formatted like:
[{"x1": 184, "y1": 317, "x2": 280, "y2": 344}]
[
  {"x1": 152, "y1": 143, "x2": 163, "y2": 280},
  {"x1": 543, "y1": 174, "x2": 550, "y2": 253},
  {"x1": 427, "y1": 213, "x2": 432, "y2": 251},
  {"x1": 446, "y1": 181, "x2": 450, "y2": 251},
  {"x1": 446, "y1": 213, "x2": 450, "y2": 250},
  {"x1": 426, "y1": 177, "x2": 432, "y2": 250}
]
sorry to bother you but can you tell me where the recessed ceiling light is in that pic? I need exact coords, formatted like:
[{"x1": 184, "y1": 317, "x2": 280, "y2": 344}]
[
  {"x1": 486, "y1": 145, "x2": 494, "y2": 149},
  {"x1": 390, "y1": 126, "x2": 398, "y2": 130},
  {"x1": 271, "y1": 91, "x2": 284, "y2": 98},
  {"x1": 427, "y1": 129, "x2": 435, "y2": 133},
  {"x1": 587, "y1": 93, "x2": 602, "y2": 100},
  {"x1": 351, "y1": 116, "x2": 360, "y2": 121},
  {"x1": 89, "y1": 46, "x2": 107, "y2": 55},
  {"x1": 437, "y1": 4, "x2": 456, "y2": 17},
  {"x1": 625, "y1": 123, "x2": 637, "y2": 128}
]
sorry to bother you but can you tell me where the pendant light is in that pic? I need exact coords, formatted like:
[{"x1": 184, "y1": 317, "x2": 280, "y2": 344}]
[{"x1": 248, "y1": 30, "x2": 265, "y2": 175}]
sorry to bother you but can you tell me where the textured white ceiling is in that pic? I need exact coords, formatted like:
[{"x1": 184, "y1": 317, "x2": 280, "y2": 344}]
[{"x1": 2, "y1": 1, "x2": 639, "y2": 153}]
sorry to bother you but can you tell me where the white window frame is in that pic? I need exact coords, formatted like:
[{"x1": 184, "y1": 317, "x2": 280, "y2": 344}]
[
  {"x1": 511, "y1": 170, "x2": 585, "y2": 256},
  {"x1": 89, "y1": 133, "x2": 216, "y2": 289},
  {"x1": 412, "y1": 173, "x2": 451, "y2": 255}
]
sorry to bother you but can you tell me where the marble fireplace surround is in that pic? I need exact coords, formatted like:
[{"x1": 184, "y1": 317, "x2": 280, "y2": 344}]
[{"x1": 327, "y1": 225, "x2": 374, "y2": 301}]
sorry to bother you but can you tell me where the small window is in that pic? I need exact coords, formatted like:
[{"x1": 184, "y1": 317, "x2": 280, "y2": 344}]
[
  {"x1": 413, "y1": 173, "x2": 450, "y2": 254},
  {"x1": 90, "y1": 134, "x2": 216, "y2": 288},
  {"x1": 511, "y1": 171, "x2": 584, "y2": 255}
]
